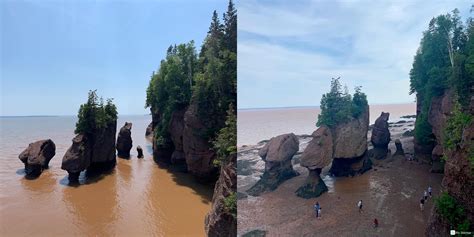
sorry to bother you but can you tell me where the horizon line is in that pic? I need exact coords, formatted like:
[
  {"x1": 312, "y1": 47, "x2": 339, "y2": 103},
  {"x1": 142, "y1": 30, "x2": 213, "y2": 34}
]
[{"x1": 238, "y1": 101, "x2": 416, "y2": 111}]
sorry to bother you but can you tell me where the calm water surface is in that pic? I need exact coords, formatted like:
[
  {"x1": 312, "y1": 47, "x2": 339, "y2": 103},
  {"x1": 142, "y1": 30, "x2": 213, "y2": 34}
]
[
  {"x1": 237, "y1": 103, "x2": 416, "y2": 146},
  {"x1": 0, "y1": 115, "x2": 212, "y2": 236}
]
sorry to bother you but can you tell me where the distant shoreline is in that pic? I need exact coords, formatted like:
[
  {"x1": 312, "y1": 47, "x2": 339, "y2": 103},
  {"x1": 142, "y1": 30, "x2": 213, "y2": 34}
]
[{"x1": 238, "y1": 102, "x2": 415, "y2": 111}]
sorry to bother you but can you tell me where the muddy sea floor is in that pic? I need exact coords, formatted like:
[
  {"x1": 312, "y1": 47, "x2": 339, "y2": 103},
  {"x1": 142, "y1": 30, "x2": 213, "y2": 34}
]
[{"x1": 237, "y1": 118, "x2": 444, "y2": 237}]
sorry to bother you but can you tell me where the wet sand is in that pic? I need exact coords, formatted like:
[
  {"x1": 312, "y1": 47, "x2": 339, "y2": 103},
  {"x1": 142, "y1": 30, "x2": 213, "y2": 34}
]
[
  {"x1": 237, "y1": 119, "x2": 443, "y2": 236},
  {"x1": 0, "y1": 115, "x2": 213, "y2": 236}
]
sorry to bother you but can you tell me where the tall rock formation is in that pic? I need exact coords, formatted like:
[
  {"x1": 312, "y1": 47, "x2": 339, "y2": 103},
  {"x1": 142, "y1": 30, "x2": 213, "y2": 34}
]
[
  {"x1": 62, "y1": 120, "x2": 117, "y2": 183},
  {"x1": 370, "y1": 112, "x2": 391, "y2": 160},
  {"x1": 329, "y1": 107, "x2": 372, "y2": 176},
  {"x1": 116, "y1": 122, "x2": 133, "y2": 158},
  {"x1": 296, "y1": 126, "x2": 332, "y2": 198},
  {"x1": 183, "y1": 103, "x2": 218, "y2": 182}
]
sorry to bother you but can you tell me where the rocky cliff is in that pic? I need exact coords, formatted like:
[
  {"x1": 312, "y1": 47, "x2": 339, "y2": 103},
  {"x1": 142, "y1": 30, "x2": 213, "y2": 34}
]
[
  {"x1": 205, "y1": 154, "x2": 237, "y2": 237},
  {"x1": 425, "y1": 92, "x2": 474, "y2": 236}
]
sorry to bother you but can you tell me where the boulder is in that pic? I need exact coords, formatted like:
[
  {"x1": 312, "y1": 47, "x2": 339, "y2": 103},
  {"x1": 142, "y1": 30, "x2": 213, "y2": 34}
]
[
  {"x1": 296, "y1": 126, "x2": 332, "y2": 198},
  {"x1": 183, "y1": 103, "x2": 218, "y2": 182},
  {"x1": 205, "y1": 154, "x2": 237, "y2": 237},
  {"x1": 137, "y1": 145, "x2": 144, "y2": 158},
  {"x1": 371, "y1": 112, "x2": 390, "y2": 154},
  {"x1": 116, "y1": 122, "x2": 133, "y2": 158},
  {"x1": 18, "y1": 139, "x2": 56, "y2": 178},
  {"x1": 393, "y1": 139, "x2": 405, "y2": 157},
  {"x1": 247, "y1": 133, "x2": 299, "y2": 196}
]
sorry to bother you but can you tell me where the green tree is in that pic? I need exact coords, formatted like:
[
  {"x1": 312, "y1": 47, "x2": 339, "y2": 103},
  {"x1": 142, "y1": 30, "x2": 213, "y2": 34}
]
[
  {"x1": 435, "y1": 192, "x2": 471, "y2": 231},
  {"x1": 75, "y1": 90, "x2": 117, "y2": 135},
  {"x1": 317, "y1": 77, "x2": 367, "y2": 128},
  {"x1": 213, "y1": 105, "x2": 236, "y2": 166}
]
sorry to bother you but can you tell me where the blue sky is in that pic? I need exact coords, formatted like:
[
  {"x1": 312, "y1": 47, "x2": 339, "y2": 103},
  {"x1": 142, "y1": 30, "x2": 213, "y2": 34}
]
[
  {"x1": 238, "y1": 0, "x2": 473, "y2": 109},
  {"x1": 1, "y1": 0, "x2": 228, "y2": 116}
]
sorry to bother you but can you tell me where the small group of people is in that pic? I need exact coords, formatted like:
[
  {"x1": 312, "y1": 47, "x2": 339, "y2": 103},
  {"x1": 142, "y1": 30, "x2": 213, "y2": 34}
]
[{"x1": 419, "y1": 185, "x2": 433, "y2": 211}]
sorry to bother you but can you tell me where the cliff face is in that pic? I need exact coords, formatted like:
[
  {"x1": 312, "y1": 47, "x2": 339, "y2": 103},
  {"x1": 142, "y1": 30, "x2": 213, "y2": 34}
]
[
  {"x1": 428, "y1": 90, "x2": 454, "y2": 172},
  {"x1": 182, "y1": 103, "x2": 218, "y2": 182},
  {"x1": 424, "y1": 91, "x2": 474, "y2": 235},
  {"x1": 205, "y1": 154, "x2": 237, "y2": 237},
  {"x1": 149, "y1": 102, "x2": 217, "y2": 182}
]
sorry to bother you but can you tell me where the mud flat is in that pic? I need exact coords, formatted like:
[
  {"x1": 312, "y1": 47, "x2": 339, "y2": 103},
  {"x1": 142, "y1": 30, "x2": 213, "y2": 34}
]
[{"x1": 237, "y1": 118, "x2": 443, "y2": 236}]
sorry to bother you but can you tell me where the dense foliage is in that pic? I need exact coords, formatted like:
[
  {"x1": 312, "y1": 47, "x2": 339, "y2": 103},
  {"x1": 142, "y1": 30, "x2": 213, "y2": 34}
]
[
  {"x1": 316, "y1": 78, "x2": 368, "y2": 127},
  {"x1": 145, "y1": 0, "x2": 237, "y2": 156},
  {"x1": 443, "y1": 101, "x2": 472, "y2": 150},
  {"x1": 146, "y1": 42, "x2": 197, "y2": 146},
  {"x1": 75, "y1": 90, "x2": 117, "y2": 135},
  {"x1": 223, "y1": 191, "x2": 237, "y2": 218},
  {"x1": 213, "y1": 105, "x2": 236, "y2": 166},
  {"x1": 410, "y1": 8, "x2": 474, "y2": 145},
  {"x1": 435, "y1": 192, "x2": 471, "y2": 231}
]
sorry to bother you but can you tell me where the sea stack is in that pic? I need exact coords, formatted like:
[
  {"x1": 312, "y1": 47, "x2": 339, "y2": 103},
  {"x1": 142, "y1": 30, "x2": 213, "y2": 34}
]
[
  {"x1": 329, "y1": 106, "x2": 372, "y2": 177},
  {"x1": 247, "y1": 133, "x2": 299, "y2": 196},
  {"x1": 18, "y1": 139, "x2": 56, "y2": 178},
  {"x1": 137, "y1": 146, "x2": 144, "y2": 158},
  {"x1": 116, "y1": 122, "x2": 133, "y2": 158},
  {"x1": 296, "y1": 126, "x2": 332, "y2": 198},
  {"x1": 370, "y1": 112, "x2": 391, "y2": 160},
  {"x1": 61, "y1": 90, "x2": 118, "y2": 183}
]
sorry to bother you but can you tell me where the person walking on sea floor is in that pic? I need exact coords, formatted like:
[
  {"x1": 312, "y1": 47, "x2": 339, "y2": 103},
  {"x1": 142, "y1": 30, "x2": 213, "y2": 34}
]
[
  {"x1": 428, "y1": 186, "x2": 432, "y2": 198},
  {"x1": 373, "y1": 218, "x2": 379, "y2": 228},
  {"x1": 420, "y1": 197, "x2": 425, "y2": 211},
  {"x1": 357, "y1": 200, "x2": 363, "y2": 213},
  {"x1": 314, "y1": 202, "x2": 320, "y2": 218}
]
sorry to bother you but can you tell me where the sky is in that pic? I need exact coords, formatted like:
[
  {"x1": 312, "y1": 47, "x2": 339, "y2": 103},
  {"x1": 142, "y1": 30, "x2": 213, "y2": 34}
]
[
  {"x1": 237, "y1": 0, "x2": 473, "y2": 109},
  {"x1": 1, "y1": 0, "x2": 228, "y2": 116}
]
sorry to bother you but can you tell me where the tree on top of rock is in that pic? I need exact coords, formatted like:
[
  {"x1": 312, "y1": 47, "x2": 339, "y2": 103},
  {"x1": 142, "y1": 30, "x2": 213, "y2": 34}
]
[
  {"x1": 316, "y1": 77, "x2": 368, "y2": 128},
  {"x1": 75, "y1": 90, "x2": 117, "y2": 135}
]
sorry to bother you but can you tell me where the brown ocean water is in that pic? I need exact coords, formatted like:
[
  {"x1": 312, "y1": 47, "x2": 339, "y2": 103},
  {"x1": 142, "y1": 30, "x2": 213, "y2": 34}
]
[
  {"x1": 237, "y1": 103, "x2": 416, "y2": 146},
  {"x1": 0, "y1": 115, "x2": 212, "y2": 236}
]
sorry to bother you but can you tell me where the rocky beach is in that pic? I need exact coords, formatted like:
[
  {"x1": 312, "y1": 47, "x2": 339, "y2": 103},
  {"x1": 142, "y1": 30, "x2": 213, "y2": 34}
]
[{"x1": 237, "y1": 115, "x2": 444, "y2": 236}]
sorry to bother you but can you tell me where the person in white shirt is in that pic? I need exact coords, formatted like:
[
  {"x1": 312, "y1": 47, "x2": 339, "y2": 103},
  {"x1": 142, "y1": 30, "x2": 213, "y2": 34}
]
[{"x1": 357, "y1": 200, "x2": 363, "y2": 213}]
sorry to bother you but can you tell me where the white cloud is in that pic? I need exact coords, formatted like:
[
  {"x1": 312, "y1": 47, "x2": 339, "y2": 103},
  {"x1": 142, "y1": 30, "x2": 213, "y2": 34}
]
[{"x1": 237, "y1": 0, "x2": 472, "y2": 108}]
